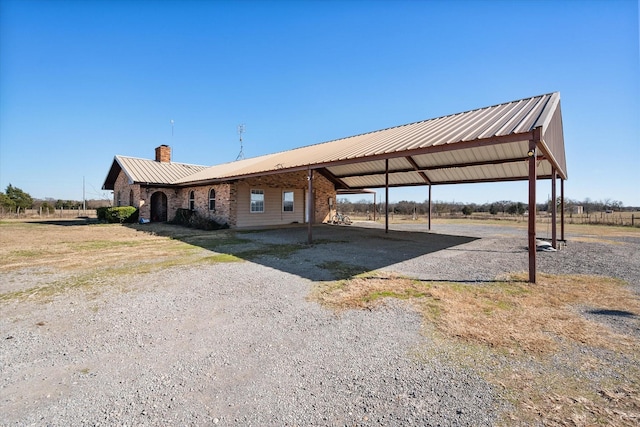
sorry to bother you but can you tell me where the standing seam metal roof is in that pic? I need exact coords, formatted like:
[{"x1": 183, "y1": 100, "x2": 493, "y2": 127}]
[
  {"x1": 173, "y1": 92, "x2": 565, "y2": 188},
  {"x1": 102, "y1": 156, "x2": 208, "y2": 190}
]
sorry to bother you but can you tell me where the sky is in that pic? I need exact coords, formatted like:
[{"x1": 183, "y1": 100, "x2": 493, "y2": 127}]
[{"x1": 1, "y1": 0, "x2": 638, "y2": 206}]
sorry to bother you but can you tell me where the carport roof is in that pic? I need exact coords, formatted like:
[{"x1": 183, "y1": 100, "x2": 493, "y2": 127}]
[{"x1": 175, "y1": 92, "x2": 566, "y2": 189}]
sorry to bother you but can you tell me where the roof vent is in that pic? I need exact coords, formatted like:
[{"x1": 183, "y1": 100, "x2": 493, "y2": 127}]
[{"x1": 155, "y1": 145, "x2": 171, "y2": 163}]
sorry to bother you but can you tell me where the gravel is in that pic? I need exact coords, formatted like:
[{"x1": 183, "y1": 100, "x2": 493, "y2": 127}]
[{"x1": 2, "y1": 222, "x2": 639, "y2": 426}]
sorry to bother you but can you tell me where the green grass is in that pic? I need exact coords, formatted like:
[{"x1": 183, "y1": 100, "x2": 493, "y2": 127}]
[
  {"x1": 70, "y1": 240, "x2": 144, "y2": 250},
  {"x1": 182, "y1": 235, "x2": 251, "y2": 250},
  {"x1": 364, "y1": 286, "x2": 430, "y2": 302},
  {"x1": 316, "y1": 261, "x2": 371, "y2": 280},
  {"x1": 234, "y1": 243, "x2": 303, "y2": 260},
  {"x1": 8, "y1": 249, "x2": 43, "y2": 258}
]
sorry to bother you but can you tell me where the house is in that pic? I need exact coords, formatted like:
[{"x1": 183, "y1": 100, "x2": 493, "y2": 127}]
[
  {"x1": 103, "y1": 92, "x2": 567, "y2": 235},
  {"x1": 102, "y1": 144, "x2": 335, "y2": 227}
]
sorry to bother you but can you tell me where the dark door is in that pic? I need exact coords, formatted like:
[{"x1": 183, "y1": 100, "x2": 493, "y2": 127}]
[{"x1": 150, "y1": 191, "x2": 168, "y2": 222}]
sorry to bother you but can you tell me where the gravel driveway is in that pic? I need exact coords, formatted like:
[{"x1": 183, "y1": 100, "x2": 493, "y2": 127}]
[{"x1": 2, "y1": 221, "x2": 639, "y2": 426}]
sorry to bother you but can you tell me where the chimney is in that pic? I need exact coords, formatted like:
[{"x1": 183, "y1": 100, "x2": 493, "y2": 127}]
[{"x1": 155, "y1": 145, "x2": 171, "y2": 163}]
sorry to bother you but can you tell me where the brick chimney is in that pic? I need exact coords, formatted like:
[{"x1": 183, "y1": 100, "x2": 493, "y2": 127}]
[{"x1": 155, "y1": 145, "x2": 171, "y2": 163}]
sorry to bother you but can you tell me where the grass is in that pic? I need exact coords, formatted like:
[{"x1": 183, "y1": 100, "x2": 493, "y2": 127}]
[
  {"x1": 234, "y1": 243, "x2": 303, "y2": 260},
  {"x1": 0, "y1": 221, "x2": 249, "y2": 302},
  {"x1": 316, "y1": 261, "x2": 370, "y2": 280},
  {"x1": 311, "y1": 272, "x2": 640, "y2": 426}
]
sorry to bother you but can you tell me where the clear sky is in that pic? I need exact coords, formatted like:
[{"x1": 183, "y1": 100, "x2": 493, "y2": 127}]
[{"x1": 1, "y1": 0, "x2": 638, "y2": 206}]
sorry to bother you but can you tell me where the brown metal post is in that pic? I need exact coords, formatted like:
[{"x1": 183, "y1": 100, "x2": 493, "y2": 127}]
[
  {"x1": 373, "y1": 192, "x2": 376, "y2": 222},
  {"x1": 307, "y1": 168, "x2": 313, "y2": 244},
  {"x1": 428, "y1": 184, "x2": 432, "y2": 231},
  {"x1": 560, "y1": 178, "x2": 565, "y2": 242},
  {"x1": 528, "y1": 133, "x2": 539, "y2": 284},
  {"x1": 551, "y1": 168, "x2": 557, "y2": 249},
  {"x1": 385, "y1": 159, "x2": 389, "y2": 233}
]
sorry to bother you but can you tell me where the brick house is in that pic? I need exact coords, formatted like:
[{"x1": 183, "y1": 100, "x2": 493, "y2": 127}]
[{"x1": 102, "y1": 145, "x2": 336, "y2": 227}]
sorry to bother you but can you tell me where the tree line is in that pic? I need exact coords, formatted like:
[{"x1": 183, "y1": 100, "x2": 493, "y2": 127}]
[
  {"x1": 0, "y1": 184, "x2": 110, "y2": 213},
  {"x1": 337, "y1": 197, "x2": 632, "y2": 216},
  {"x1": 0, "y1": 184, "x2": 633, "y2": 216}
]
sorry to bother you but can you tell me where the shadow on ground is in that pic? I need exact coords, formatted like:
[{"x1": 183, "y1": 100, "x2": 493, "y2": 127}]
[
  {"x1": 127, "y1": 222, "x2": 479, "y2": 281},
  {"x1": 26, "y1": 218, "x2": 100, "y2": 226}
]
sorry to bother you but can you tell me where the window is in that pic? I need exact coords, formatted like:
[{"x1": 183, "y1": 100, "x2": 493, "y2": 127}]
[
  {"x1": 250, "y1": 189, "x2": 264, "y2": 213},
  {"x1": 283, "y1": 191, "x2": 294, "y2": 212},
  {"x1": 208, "y1": 189, "x2": 216, "y2": 211},
  {"x1": 116, "y1": 191, "x2": 122, "y2": 207},
  {"x1": 189, "y1": 191, "x2": 195, "y2": 211},
  {"x1": 129, "y1": 190, "x2": 134, "y2": 207}
]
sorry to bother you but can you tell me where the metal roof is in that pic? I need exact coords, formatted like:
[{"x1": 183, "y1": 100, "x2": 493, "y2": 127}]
[
  {"x1": 174, "y1": 92, "x2": 566, "y2": 189},
  {"x1": 102, "y1": 156, "x2": 207, "y2": 190}
]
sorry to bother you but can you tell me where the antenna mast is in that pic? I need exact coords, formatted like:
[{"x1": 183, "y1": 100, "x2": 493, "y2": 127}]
[
  {"x1": 170, "y1": 119, "x2": 175, "y2": 159},
  {"x1": 236, "y1": 124, "x2": 245, "y2": 160}
]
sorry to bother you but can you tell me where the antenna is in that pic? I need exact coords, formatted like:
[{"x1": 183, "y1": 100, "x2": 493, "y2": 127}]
[
  {"x1": 236, "y1": 124, "x2": 245, "y2": 160},
  {"x1": 170, "y1": 119, "x2": 174, "y2": 138}
]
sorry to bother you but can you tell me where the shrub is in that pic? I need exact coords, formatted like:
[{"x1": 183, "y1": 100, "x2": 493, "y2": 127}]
[
  {"x1": 98, "y1": 206, "x2": 139, "y2": 223},
  {"x1": 96, "y1": 207, "x2": 110, "y2": 221},
  {"x1": 171, "y1": 208, "x2": 228, "y2": 230}
]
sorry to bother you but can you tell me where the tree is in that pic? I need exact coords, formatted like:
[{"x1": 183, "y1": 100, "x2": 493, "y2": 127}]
[
  {"x1": 0, "y1": 192, "x2": 15, "y2": 211},
  {"x1": 5, "y1": 184, "x2": 33, "y2": 210},
  {"x1": 507, "y1": 202, "x2": 525, "y2": 215}
]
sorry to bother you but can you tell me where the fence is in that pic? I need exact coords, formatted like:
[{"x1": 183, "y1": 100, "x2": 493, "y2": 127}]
[
  {"x1": 0, "y1": 207, "x2": 98, "y2": 219},
  {"x1": 564, "y1": 212, "x2": 638, "y2": 227},
  {"x1": 349, "y1": 211, "x2": 640, "y2": 227}
]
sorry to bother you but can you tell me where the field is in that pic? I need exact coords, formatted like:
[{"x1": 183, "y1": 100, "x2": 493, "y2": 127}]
[
  {"x1": 348, "y1": 211, "x2": 640, "y2": 227},
  {"x1": 1, "y1": 218, "x2": 639, "y2": 425}
]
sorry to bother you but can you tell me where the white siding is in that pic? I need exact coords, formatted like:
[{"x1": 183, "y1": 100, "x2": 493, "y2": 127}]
[{"x1": 236, "y1": 184, "x2": 305, "y2": 227}]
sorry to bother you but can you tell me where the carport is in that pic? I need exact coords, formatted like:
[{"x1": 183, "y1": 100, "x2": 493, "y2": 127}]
[
  {"x1": 311, "y1": 93, "x2": 566, "y2": 283},
  {"x1": 200, "y1": 92, "x2": 567, "y2": 283}
]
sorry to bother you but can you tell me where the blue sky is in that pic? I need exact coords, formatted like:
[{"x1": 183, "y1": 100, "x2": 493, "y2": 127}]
[{"x1": 1, "y1": 0, "x2": 638, "y2": 206}]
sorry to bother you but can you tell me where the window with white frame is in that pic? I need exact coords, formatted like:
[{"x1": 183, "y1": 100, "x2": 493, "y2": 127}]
[
  {"x1": 250, "y1": 189, "x2": 264, "y2": 213},
  {"x1": 189, "y1": 191, "x2": 195, "y2": 211},
  {"x1": 283, "y1": 191, "x2": 294, "y2": 212},
  {"x1": 208, "y1": 188, "x2": 216, "y2": 211}
]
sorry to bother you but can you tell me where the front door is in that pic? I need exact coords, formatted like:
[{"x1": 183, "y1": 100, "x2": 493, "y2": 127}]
[{"x1": 150, "y1": 191, "x2": 168, "y2": 222}]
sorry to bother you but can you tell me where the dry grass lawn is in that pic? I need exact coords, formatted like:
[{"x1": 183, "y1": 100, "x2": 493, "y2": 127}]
[
  {"x1": 0, "y1": 220, "x2": 243, "y2": 299},
  {"x1": 312, "y1": 272, "x2": 640, "y2": 426}
]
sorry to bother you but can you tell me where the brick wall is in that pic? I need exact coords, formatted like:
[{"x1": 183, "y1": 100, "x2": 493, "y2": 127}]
[
  {"x1": 113, "y1": 169, "x2": 336, "y2": 227},
  {"x1": 155, "y1": 145, "x2": 171, "y2": 163},
  {"x1": 178, "y1": 183, "x2": 234, "y2": 225}
]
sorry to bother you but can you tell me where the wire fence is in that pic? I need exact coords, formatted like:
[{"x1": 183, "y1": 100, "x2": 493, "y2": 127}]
[
  {"x1": 0, "y1": 207, "x2": 98, "y2": 219},
  {"x1": 348, "y1": 211, "x2": 640, "y2": 228}
]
